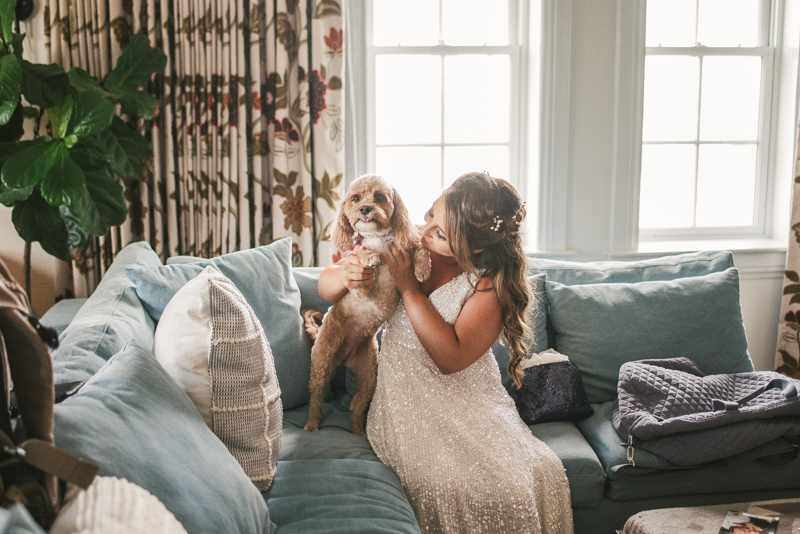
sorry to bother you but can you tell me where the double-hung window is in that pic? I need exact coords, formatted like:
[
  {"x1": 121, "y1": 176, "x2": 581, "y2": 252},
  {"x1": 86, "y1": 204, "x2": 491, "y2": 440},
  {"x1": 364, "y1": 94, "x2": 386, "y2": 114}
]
[
  {"x1": 366, "y1": 0, "x2": 525, "y2": 223},
  {"x1": 638, "y1": 0, "x2": 776, "y2": 240}
]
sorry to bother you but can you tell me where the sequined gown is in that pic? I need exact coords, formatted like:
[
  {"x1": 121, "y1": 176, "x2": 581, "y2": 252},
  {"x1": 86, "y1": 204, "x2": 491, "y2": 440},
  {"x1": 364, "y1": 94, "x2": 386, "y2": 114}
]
[{"x1": 366, "y1": 272, "x2": 574, "y2": 534}]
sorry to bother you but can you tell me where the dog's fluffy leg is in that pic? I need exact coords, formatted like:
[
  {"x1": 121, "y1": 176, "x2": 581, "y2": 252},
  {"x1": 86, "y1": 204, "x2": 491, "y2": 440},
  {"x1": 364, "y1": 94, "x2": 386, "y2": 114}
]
[
  {"x1": 414, "y1": 247, "x2": 431, "y2": 282},
  {"x1": 347, "y1": 336, "x2": 379, "y2": 437},
  {"x1": 305, "y1": 320, "x2": 346, "y2": 432}
]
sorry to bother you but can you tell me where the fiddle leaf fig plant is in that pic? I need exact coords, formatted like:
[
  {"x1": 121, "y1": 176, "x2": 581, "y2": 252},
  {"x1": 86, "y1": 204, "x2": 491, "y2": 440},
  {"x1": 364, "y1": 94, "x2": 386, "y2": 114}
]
[{"x1": 0, "y1": 0, "x2": 166, "y2": 284}]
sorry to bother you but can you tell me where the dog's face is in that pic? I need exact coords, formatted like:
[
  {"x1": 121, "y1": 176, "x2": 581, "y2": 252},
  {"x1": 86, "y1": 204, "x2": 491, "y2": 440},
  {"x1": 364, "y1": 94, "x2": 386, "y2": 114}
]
[{"x1": 343, "y1": 175, "x2": 396, "y2": 235}]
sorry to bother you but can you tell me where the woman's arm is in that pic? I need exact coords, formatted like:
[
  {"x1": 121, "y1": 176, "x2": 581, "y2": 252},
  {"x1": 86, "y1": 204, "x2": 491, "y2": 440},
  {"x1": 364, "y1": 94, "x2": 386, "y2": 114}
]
[
  {"x1": 318, "y1": 245, "x2": 376, "y2": 303},
  {"x1": 383, "y1": 245, "x2": 503, "y2": 374}
]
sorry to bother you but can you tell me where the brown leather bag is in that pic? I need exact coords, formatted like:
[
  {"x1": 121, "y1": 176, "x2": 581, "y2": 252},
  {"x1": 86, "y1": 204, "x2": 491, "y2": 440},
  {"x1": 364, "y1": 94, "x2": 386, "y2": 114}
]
[{"x1": 0, "y1": 258, "x2": 98, "y2": 528}]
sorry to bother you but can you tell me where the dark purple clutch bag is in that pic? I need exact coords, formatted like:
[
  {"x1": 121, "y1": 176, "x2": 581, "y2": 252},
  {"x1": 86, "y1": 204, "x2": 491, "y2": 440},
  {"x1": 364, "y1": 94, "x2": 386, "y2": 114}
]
[{"x1": 516, "y1": 360, "x2": 594, "y2": 425}]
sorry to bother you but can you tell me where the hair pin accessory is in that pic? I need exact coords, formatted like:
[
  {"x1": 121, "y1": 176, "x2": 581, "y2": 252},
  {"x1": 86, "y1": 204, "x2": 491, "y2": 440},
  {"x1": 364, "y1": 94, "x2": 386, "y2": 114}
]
[{"x1": 491, "y1": 216, "x2": 503, "y2": 232}]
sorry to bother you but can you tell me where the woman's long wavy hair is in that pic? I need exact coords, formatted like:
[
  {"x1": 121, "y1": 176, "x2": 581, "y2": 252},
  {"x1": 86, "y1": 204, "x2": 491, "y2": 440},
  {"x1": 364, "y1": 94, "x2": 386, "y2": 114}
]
[{"x1": 442, "y1": 172, "x2": 532, "y2": 388}]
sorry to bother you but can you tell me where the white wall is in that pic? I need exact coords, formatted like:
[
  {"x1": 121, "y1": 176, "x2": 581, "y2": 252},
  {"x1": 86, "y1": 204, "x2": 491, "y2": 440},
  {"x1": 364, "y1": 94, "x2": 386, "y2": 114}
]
[{"x1": 556, "y1": 0, "x2": 793, "y2": 371}]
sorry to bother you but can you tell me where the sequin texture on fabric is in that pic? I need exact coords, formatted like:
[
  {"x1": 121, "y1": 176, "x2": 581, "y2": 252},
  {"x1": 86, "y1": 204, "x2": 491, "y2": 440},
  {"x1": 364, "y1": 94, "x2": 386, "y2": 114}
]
[{"x1": 366, "y1": 272, "x2": 574, "y2": 534}]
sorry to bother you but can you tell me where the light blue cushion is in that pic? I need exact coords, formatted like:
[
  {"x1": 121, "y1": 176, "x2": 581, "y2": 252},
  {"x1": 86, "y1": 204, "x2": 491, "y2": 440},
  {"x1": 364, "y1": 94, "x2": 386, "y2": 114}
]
[
  {"x1": 280, "y1": 403, "x2": 379, "y2": 462},
  {"x1": 51, "y1": 241, "x2": 162, "y2": 383},
  {"x1": 266, "y1": 459, "x2": 421, "y2": 533},
  {"x1": 125, "y1": 237, "x2": 312, "y2": 409},
  {"x1": 546, "y1": 267, "x2": 753, "y2": 404},
  {"x1": 528, "y1": 421, "x2": 606, "y2": 508},
  {"x1": 0, "y1": 504, "x2": 45, "y2": 534},
  {"x1": 53, "y1": 341, "x2": 275, "y2": 534},
  {"x1": 40, "y1": 298, "x2": 88, "y2": 336},
  {"x1": 528, "y1": 250, "x2": 734, "y2": 285},
  {"x1": 492, "y1": 273, "x2": 548, "y2": 400}
]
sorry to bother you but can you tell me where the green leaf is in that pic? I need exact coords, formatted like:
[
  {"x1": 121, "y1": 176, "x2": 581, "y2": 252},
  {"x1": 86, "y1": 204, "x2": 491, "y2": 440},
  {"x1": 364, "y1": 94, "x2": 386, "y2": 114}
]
[
  {"x1": 0, "y1": 180, "x2": 32, "y2": 206},
  {"x1": 67, "y1": 168, "x2": 127, "y2": 235},
  {"x1": 117, "y1": 89, "x2": 158, "y2": 120},
  {"x1": 0, "y1": 53, "x2": 21, "y2": 124},
  {"x1": 0, "y1": 100, "x2": 22, "y2": 141},
  {"x1": 67, "y1": 67, "x2": 109, "y2": 97},
  {"x1": 791, "y1": 293, "x2": 800, "y2": 306},
  {"x1": 47, "y1": 94, "x2": 73, "y2": 139},
  {"x1": 787, "y1": 271, "x2": 800, "y2": 283},
  {"x1": 11, "y1": 187, "x2": 62, "y2": 244},
  {"x1": 11, "y1": 33, "x2": 24, "y2": 60},
  {"x1": 106, "y1": 115, "x2": 151, "y2": 177},
  {"x1": 38, "y1": 218, "x2": 77, "y2": 261},
  {"x1": 0, "y1": 0, "x2": 15, "y2": 46},
  {"x1": 784, "y1": 284, "x2": 800, "y2": 295},
  {"x1": 39, "y1": 143, "x2": 86, "y2": 206},
  {"x1": 0, "y1": 137, "x2": 57, "y2": 189},
  {"x1": 66, "y1": 91, "x2": 114, "y2": 139},
  {"x1": 105, "y1": 34, "x2": 166, "y2": 96},
  {"x1": 20, "y1": 60, "x2": 71, "y2": 108}
]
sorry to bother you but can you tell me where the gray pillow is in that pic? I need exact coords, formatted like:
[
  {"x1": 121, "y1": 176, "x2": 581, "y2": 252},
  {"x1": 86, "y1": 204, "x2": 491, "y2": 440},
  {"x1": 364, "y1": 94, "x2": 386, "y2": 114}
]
[{"x1": 546, "y1": 267, "x2": 753, "y2": 404}]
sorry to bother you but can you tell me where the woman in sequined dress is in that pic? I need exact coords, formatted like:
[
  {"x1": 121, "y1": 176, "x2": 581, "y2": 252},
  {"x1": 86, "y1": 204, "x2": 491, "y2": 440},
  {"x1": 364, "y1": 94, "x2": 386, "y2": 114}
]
[{"x1": 318, "y1": 172, "x2": 573, "y2": 534}]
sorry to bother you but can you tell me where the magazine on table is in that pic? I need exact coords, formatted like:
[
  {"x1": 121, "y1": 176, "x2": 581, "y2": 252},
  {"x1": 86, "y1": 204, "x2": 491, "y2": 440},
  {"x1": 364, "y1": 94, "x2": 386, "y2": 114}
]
[{"x1": 719, "y1": 509, "x2": 780, "y2": 534}]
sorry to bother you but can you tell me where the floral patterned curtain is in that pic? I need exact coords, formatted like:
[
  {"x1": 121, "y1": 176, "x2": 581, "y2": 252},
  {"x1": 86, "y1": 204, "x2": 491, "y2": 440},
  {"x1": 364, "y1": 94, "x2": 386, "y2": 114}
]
[
  {"x1": 776, "y1": 106, "x2": 800, "y2": 379},
  {"x1": 44, "y1": 0, "x2": 345, "y2": 296}
]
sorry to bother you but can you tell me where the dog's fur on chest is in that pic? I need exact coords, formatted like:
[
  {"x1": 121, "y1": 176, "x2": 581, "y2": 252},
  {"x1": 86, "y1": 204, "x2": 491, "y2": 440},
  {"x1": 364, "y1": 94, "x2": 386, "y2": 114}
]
[{"x1": 302, "y1": 174, "x2": 431, "y2": 436}]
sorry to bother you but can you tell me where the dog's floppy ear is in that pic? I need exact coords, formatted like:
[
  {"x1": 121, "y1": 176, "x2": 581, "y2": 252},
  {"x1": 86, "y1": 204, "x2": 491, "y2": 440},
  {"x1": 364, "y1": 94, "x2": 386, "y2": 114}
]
[
  {"x1": 390, "y1": 185, "x2": 419, "y2": 250},
  {"x1": 330, "y1": 198, "x2": 356, "y2": 252}
]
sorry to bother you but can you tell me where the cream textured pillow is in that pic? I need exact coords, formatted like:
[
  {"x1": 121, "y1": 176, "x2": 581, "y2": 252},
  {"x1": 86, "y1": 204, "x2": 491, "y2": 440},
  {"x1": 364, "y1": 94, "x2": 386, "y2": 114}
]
[
  {"x1": 50, "y1": 476, "x2": 188, "y2": 534},
  {"x1": 153, "y1": 266, "x2": 282, "y2": 491}
]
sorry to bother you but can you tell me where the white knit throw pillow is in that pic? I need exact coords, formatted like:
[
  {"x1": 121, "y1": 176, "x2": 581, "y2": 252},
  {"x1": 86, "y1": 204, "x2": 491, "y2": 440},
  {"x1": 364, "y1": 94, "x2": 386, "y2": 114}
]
[
  {"x1": 50, "y1": 476, "x2": 187, "y2": 534},
  {"x1": 153, "y1": 266, "x2": 282, "y2": 490}
]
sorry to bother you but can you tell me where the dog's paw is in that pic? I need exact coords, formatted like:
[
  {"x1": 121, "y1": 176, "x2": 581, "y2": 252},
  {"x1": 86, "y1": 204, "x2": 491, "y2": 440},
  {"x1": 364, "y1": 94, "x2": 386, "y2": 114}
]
[
  {"x1": 357, "y1": 249, "x2": 380, "y2": 267},
  {"x1": 414, "y1": 248, "x2": 432, "y2": 282},
  {"x1": 304, "y1": 422, "x2": 320, "y2": 432}
]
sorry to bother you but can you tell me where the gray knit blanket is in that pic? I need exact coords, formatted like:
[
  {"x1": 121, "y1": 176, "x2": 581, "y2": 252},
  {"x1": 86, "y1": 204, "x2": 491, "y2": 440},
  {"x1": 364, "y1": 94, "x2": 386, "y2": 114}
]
[{"x1": 611, "y1": 358, "x2": 800, "y2": 466}]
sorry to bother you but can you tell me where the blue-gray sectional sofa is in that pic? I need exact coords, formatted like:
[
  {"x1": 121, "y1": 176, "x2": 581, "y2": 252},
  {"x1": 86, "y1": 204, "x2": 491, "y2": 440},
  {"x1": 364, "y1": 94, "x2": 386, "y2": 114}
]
[{"x1": 10, "y1": 238, "x2": 800, "y2": 533}]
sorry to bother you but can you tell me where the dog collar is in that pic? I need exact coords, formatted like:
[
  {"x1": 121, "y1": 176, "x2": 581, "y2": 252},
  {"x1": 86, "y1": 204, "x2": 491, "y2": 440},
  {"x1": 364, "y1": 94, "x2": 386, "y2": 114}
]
[{"x1": 353, "y1": 232, "x2": 395, "y2": 245}]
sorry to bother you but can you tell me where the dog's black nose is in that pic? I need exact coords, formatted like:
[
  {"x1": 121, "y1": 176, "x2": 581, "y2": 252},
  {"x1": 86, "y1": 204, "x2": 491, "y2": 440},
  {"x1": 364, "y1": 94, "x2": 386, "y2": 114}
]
[{"x1": 360, "y1": 206, "x2": 372, "y2": 216}]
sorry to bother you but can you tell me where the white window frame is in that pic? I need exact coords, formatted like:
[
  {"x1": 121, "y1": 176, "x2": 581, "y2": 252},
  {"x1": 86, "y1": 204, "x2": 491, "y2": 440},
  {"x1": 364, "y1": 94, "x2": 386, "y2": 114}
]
[
  {"x1": 611, "y1": 0, "x2": 798, "y2": 252},
  {"x1": 364, "y1": 0, "x2": 529, "y2": 200}
]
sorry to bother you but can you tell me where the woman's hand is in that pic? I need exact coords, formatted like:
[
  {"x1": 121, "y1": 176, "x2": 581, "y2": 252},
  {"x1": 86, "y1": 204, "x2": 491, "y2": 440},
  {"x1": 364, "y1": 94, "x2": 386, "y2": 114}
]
[
  {"x1": 382, "y1": 243, "x2": 420, "y2": 296},
  {"x1": 340, "y1": 245, "x2": 376, "y2": 290}
]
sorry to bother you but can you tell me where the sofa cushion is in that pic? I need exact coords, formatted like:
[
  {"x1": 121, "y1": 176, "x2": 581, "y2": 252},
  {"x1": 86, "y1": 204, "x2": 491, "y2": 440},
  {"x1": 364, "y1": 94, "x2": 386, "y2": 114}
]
[
  {"x1": 528, "y1": 250, "x2": 734, "y2": 285},
  {"x1": 528, "y1": 421, "x2": 606, "y2": 508},
  {"x1": 280, "y1": 403, "x2": 380, "y2": 463},
  {"x1": 0, "y1": 503, "x2": 45, "y2": 534},
  {"x1": 51, "y1": 241, "x2": 162, "y2": 383},
  {"x1": 546, "y1": 267, "x2": 753, "y2": 404},
  {"x1": 125, "y1": 237, "x2": 312, "y2": 410},
  {"x1": 265, "y1": 459, "x2": 420, "y2": 533},
  {"x1": 40, "y1": 298, "x2": 88, "y2": 336},
  {"x1": 576, "y1": 401, "x2": 800, "y2": 501},
  {"x1": 53, "y1": 341, "x2": 275, "y2": 534},
  {"x1": 153, "y1": 266, "x2": 283, "y2": 491}
]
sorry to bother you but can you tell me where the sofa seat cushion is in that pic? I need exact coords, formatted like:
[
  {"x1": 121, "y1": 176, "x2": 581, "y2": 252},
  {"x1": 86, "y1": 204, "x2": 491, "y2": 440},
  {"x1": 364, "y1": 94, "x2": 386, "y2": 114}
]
[
  {"x1": 528, "y1": 421, "x2": 606, "y2": 508},
  {"x1": 576, "y1": 402, "x2": 800, "y2": 501},
  {"x1": 280, "y1": 401, "x2": 379, "y2": 462},
  {"x1": 126, "y1": 237, "x2": 312, "y2": 410},
  {"x1": 51, "y1": 241, "x2": 162, "y2": 383},
  {"x1": 265, "y1": 459, "x2": 420, "y2": 533},
  {"x1": 53, "y1": 341, "x2": 275, "y2": 534}
]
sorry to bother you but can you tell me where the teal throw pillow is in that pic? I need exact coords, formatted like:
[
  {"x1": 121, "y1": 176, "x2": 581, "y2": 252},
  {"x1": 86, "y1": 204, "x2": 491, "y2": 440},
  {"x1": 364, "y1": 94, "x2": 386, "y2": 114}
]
[
  {"x1": 53, "y1": 341, "x2": 275, "y2": 534},
  {"x1": 125, "y1": 237, "x2": 312, "y2": 409},
  {"x1": 528, "y1": 250, "x2": 733, "y2": 285},
  {"x1": 546, "y1": 267, "x2": 753, "y2": 404}
]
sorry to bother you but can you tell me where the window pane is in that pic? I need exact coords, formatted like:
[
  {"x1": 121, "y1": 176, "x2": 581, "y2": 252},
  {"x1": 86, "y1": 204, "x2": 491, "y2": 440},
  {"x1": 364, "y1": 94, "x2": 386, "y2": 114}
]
[
  {"x1": 639, "y1": 144, "x2": 697, "y2": 228},
  {"x1": 645, "y1": 0, "x2": 697, "y2": 47},
  {"x1": 373, "y1": 0, "x2": 439, "y2": 46},
  {"x1": 376, "y1": 55, "x2": 441, "y2": 145},
  {"x1": 376, "y1": 147, "x2": 442, "y2": 224},
  {"x1": 444, "y1": 55, "x2": 510, "y2": 143},
  {"x1": 442, "y1": 0, "x2": 508, "y2": 45},
  {"x1": 699, "y1": 56, "x2": 761, "y2": 142},
  {"x1": 696, "y1": 144, "x2": 756, "y2": 226},
  {"x1": 443, "y1": 146, "x2": 509, "y2": 188},
  {"x1": 697, "y1": 0, "x2": 759, "y2": 47},
  {"x1": 642, "y1": 56, "x2": 700, "y2": 142}
]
